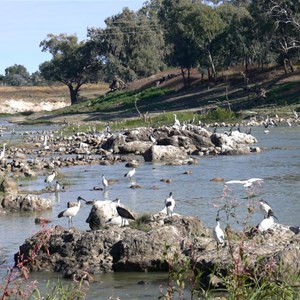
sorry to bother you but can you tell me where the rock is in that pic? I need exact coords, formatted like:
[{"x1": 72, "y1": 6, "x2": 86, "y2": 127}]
[
  {"x1": 119, "y1": 141, "x2": 151, "y2": 155},
  {"x1": 0, "y1": 175, "x2": 19, "y2": 197},
  {"x1": 143, "y1": 145, "x2": 187, "y2": 162},
  {"x1": 2, "y1": 194, "x2": 52, "y2": 211},
  {"x1": 16, "y1": 215, "x2": 208, "y2": 276},
  {"x1": 15, "y1": 214, "x2": 300, "y2": 288}
]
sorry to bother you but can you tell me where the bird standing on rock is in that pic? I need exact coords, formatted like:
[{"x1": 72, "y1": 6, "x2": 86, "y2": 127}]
[
  {"x1": 213, "y1": 217, "x2": 225, "y2": 247},
  {"x1": 58, "y1": 196, "x2": 86, "y2": 228},
  {"x1": 257, "y1": 209, "x2": 277, "y2": 232},
  {"x1": 124, "y1": 168, "x2": 136, "y2": 180},
  {"x1": 165, "y1": 192, "x2": 175, "y2": 217}
]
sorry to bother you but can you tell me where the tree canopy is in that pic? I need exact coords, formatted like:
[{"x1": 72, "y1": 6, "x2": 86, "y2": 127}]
[
  {"x1": 2, "y1": 0, "x2": 300, "y2": 106},
  {"x1": 39, "y1": 34, "x2": 102, "y2": 104}
]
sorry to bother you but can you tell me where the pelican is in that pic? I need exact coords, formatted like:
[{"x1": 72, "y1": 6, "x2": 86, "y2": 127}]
[
  {"x1": 44, "y1": 170, "x2": 56, "y2": 186},
  {"x1": 0, "y1": 143, "x2": 7, "y2": 161},
  {"x1": 58, "y1": 196, "x2": 85, "y2": 228},
  {"x1": 124, "y1": 168, "x2": 136, "y2": 180},
  {"x1": 102, "y1": 174, "x2": 108, "y2": 190},
  {"x1": 213, "y1": 217, "x2": 225, "y2": 247},
  {"x1": 165, "y1": 192, "x2": 175, "y2": 217},
  {"x1": 225, "y1": 178, "x2": 263, "y2": 187},
  {"x1": 257, "y1": 209, "x2": 277, "y2": 232},
  {"x1": 259, "y1": 199, "x2": 272, "y2": 218}
]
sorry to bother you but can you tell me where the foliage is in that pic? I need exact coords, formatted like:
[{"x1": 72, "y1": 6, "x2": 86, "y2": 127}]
[
  {"x1": 3, "y1": 64, "x2": 30, "y2": 86},
  {"x1": 39, "y1": 34, "x2": 103, "y2": 105},
  {"x1": 203, "y1": 107, "x2": 237, "y2": 121},
  {"x1": 130, "y1": 213, "x2": 152, "y2": 232},
  {"x1": 30, "y1": 277, "x2": 88, "y2": 300},
  {"x1": 87, "y1": 5, "x2": 166, "y2": 83}
]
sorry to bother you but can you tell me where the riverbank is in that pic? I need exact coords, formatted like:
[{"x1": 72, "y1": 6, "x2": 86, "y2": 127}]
[{"x1": 1, "y1": 66, "x2": 299, "y2": 126}]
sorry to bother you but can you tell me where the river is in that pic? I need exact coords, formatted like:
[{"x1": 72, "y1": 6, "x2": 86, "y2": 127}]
[{"x1": 0, "y1": 122, "x2": 299, "y2": 299}]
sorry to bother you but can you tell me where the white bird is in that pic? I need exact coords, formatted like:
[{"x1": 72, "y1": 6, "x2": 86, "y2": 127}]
[
  {"x1": 213, "y1": 217, "x2": 225, "y2": 247},
  {"x1": 259, "y1": 199, "x2": 272, "y2": 218},
  {"x1": 0, "y1": 143, "x2": 7, "y2": 161},
  {"x1": 124, "y1": 168, "x2": 136, "y2": 180},
  {"x1": 58, "y1": 196, "x2": 85, "y2": 228},
  {"x1": 55, "y1": 181, "x2": 60, "y2": 192},
  {"x1": 149, "y1": 135, "x2": 156, "y2": 144},
  {"x1": 43, "y1": 135, "x2": 49, "y2": 150},
  {"x1": 293, "y1": 110, "x2": 298, "y2": 119},
  {"x1": 225, "y1": 178, "x2": 263, "y2": 187},
  {"x1": 173, "y1": 114, "x2": 181, "y2": 129},
  {"x1": 44, "y1": 170, "x2": 56, "y2": 186},
  {"x1": 257, "y1": 209, "x2": 277, "y2": 232},
  {"x1": 102, "y1": 174, "x2": 108, "y2": 189},
  {"x1": 165, "y1": 192, "x2": 176, "y2": 217}
]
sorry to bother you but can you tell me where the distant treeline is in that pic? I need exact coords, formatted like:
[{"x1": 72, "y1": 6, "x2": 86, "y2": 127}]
[{"x1": 1, "y1": 1, "x2": 299, "y2": 104}]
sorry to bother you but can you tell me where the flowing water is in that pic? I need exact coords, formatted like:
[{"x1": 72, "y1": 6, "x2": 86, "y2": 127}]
[{"x1": 0, "y1": 121, "x2": 300, "y2": 299}]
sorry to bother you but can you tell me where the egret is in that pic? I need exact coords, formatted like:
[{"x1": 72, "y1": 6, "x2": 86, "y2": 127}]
[
  {"x1": 213, "y1": 217, "x2": 225, "y2": 247},
  {"x1": 102, "y1": 174, "x2": 108, "y2": 190},
  {"x1": 43, "y1": 135, "x2": 49, "y2": 150},
  {"x1": 225, "y1": 178, "x2": 263, "y2": 187},
  {"x1": 0, "y1": 143, "x2": 7, "y2": 161},
  {"x1": 257, "y1": 209, "x2": 277, "y2": 232},
  {"x1": 44, "y1": 170, "x2": 56, "y2": 187},
  {"x1": 124, "y1": 168, "x2": 136, "y2": 180},
  {"x1": 259, "y1": 199, "x2": 272, "y2": 218},
  {"x1": 165, "y1": 192, "x2": 176, "y2": 217},
  {"x1": 173, "y1": 114, "x2": 180, "y2": 129},
  {"x1": 58, "y1": 196, "x2": 85, "y2": 228}
]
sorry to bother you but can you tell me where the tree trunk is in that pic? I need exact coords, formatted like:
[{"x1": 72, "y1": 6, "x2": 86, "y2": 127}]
[
  {"x1": 207, "y1": 50, "x2": 216, "y2": 78},
  {"x1": 283, "y1": 59, "x2": 288, "y2": 74},
  {"x1": 68, "y1": 84, "x2": 80, "y2": 105},
  {"x1": 187, "y1": 68, "x2": 191, "y2": 87},
  {"x1": 181, "y1": 66, "x2": 187, "y2": 87}
]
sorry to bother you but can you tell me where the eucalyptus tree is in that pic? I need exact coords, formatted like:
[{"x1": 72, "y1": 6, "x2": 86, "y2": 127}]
[
  {"x1": 159, "y1": 0, "x2": 225, "y2": 83},
  {"x1": 88, "y1": 6, "x2": 166, "y2": 82},
  {"x1": 213, "y1": 4, "x2": 254, "y2": 71},
  {"x1": 4, "y1": 64, "x2": 30, "y2": 86},
  {"x1": 39, "y1": 34, "x2": 102, "y2": 105},
  {"x1": 158, "y1": 0, "x2": 202, "y2": 86},
  {"x1": 265, "y1": 0, "x2": 300, "y2": 73}
]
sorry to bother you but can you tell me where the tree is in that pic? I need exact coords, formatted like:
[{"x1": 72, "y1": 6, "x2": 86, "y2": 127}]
[
  {"x1": 39, "y1": 34, "x2": 102, "y2": 105},
  {"x1": 4, "y1": 64, "x2": 30, "y2": 86},
  {"x1": 266, "y1": 0, "x2": 300, "y2": 73},
  {"x1": 88, "y1": 6, "x2": 166, "y2": 82},
  {"x1": 159, "y1": 0, "x2": 201, "y2": 86}
]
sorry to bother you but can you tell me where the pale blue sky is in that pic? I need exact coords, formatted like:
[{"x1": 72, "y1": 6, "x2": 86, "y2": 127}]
[{"x1": 0, "y1": 0, "x2": 146, "y2": 75}]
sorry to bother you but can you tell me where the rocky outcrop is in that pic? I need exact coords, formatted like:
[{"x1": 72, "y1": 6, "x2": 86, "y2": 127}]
[
  {"x1": 16, "y1": 215, "x2": 208, "y2": 277},
  {"x1": 15, "y1": 215, "x2": 300, "y2": 287},
  {"x1": 1, "y1": 194, "x2": 52, "y2": 212},
  {"x1": 0, "y1": 173, "x2": 51, "y2": 212},
  {"x1": 143, "y1": 145, "x2": 187, "y2": 161}
]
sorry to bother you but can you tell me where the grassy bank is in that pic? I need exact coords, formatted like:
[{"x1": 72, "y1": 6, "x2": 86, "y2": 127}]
[{"x1": 4, "y1": 66, "x2": 300, "y2": 126}]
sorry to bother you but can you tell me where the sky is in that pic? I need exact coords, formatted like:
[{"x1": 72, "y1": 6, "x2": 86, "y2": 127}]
[{"x1": 0, "y1": 0, "x2": 146, "y2": 75}]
